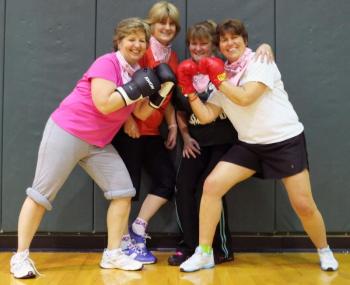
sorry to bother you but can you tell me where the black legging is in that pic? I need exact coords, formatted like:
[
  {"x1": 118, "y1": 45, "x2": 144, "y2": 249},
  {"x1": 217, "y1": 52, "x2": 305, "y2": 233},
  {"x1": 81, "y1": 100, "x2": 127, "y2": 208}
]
[
  {"x1": 175, "y1": 144, "x2": 233, "y2": 258},
  {"x1": 112, "y1": 131, "x2": 175, "y2": 201}
]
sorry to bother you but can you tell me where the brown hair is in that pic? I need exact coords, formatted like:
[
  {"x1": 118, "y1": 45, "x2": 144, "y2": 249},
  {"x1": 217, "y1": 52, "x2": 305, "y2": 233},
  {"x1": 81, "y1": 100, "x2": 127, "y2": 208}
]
[
  {"x1": 113, "y1": 17, "x2": 151, "y2": 51},
  {"x1": 186, "y1": 20, "x2": 218, "y2": 48},
  {"x1": 217, "y1": 19, "x2": 248, "y2": 45},
  {"x1": 147, "y1": 1, "x2": 181, "y2": 35}
]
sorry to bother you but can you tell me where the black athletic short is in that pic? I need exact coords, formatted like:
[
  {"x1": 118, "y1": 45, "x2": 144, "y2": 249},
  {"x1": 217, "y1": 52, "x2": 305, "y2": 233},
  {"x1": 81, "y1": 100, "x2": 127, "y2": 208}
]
[{"x1": 220, "y1": 132, "x2": 309, "y2": 179}]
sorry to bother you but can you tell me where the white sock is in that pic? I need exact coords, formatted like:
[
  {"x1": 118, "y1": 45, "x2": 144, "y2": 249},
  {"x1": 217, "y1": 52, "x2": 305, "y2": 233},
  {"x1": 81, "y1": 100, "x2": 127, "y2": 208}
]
[
  {"x1": 14, "y1": 249, "x2": 29, "y2": 258},
  {"x1": 318, "y1": 245, "x2": 331, "y2": 253},
  {"x1": 132, "y1": 217, "x2": 148, "y2": 236}
]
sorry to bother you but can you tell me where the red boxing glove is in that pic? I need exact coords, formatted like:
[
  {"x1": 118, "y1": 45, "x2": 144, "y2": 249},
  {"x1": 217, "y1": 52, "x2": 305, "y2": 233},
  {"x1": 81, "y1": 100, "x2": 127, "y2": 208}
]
[
  {"x1": 198, "y1": 57, "x2": 226, "y2": 88},
  {"x1": 177, "y1": 59, "x2": 198, "y2": 95}
]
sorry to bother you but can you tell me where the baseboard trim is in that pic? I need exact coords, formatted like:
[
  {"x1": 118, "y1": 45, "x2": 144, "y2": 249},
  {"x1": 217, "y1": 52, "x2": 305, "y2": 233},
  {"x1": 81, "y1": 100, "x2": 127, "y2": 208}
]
[{"x1": 0, "y1": 233, "x2": 349, "y2": 252}]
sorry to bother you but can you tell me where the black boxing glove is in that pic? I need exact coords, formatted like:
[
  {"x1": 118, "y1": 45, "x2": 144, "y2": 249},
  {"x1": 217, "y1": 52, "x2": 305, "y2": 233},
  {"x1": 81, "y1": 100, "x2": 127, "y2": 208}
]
[
  {"x1": 149, "y1": 63, "x2": 177, "y2": 109},
  {"x1": 155, "y1": 63, "x2": 177, "y2": 84},
  {"x1": 116, "y1": 68, "x2": 161, "y2": 106}
]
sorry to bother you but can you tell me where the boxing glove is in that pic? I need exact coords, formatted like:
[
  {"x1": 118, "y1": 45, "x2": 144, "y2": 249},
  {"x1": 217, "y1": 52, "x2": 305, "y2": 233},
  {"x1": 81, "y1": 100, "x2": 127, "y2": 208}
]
[
  {"x1": 177, "y1": 59, "x2": 198, "y2": 96},
  {"x1": 198, "y1": 57, "x2": 226, "y2": 88},
  {"x1": 116, "y1": 68, "x2": 161, "y2": 106},
  {"x1": 149, "y1": 63, "x2": 177, "y2": 109}
]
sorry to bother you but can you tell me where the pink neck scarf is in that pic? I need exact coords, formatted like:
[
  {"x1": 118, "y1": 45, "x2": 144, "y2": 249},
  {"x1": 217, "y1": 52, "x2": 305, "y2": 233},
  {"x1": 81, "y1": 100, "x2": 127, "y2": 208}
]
[
  {"x1": 115, "y1": 51, "x2": 140, "y2": 84},
  {"x1": 150, "y1": 36, "x2": 171, "y2": 63},
  {"x1": 225, "y1": 47, "x2": 254, "y2": 86}
]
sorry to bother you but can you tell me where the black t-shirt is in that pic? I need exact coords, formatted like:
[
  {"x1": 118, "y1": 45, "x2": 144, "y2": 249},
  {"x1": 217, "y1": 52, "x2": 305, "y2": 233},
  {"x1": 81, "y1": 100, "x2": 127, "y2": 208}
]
[{"x1": 174, "y1": 82, "x2": 238, "y2": 147}]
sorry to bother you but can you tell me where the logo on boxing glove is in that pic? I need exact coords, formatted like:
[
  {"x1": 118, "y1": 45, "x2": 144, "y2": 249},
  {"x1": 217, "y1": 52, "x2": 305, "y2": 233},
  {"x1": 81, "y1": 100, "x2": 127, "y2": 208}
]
[
  {"x1": 217, "y1": 72, "x2": 227, "y2": 82},
  {"x1": 144, "y1": 76, "x2": 155, "y2": 90}
]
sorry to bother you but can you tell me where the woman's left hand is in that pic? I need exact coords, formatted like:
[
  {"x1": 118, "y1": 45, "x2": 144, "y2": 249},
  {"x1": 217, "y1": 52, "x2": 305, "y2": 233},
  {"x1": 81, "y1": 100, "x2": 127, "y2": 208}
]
[
  {"x1": 165, "y1": 125, "x2": 177, "y2": 150},
  {"x1": 255, "y1": 43, "x2": 274, "y2": 63}
]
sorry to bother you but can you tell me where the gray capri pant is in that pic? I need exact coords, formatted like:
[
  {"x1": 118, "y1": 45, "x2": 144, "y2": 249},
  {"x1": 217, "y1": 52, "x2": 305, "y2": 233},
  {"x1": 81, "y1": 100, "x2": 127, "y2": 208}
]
[{"x1": 26, "y1": 118, "x2": 136, "y2": 211}]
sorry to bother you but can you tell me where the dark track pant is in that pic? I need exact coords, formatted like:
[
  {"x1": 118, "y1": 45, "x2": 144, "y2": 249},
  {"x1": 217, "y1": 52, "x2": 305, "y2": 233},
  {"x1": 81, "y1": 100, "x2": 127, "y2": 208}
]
[{"x1": 175, "y1": 144, "x2": 233, "y2": 258}]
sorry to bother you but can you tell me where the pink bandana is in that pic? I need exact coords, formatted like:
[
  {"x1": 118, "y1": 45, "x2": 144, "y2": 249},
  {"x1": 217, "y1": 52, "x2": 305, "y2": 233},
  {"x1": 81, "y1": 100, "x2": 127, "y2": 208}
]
[
  {"x1": 193, "y1": 74, "x2": 210, "y2": 93},
  {"x1": 115, "y1": 51, "x2": 140, "y2": 84},
  {"x1": 225, "y1": 48, "x2": 254, "y2": 86},
  {"x1": 150, "y1": 36, "x2": 171, "y2": 63}
]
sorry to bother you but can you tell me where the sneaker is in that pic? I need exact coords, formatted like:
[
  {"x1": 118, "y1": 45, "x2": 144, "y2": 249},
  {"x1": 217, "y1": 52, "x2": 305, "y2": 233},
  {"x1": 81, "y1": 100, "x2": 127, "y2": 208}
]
[
  {"x1": 214, "y1": 253, "x2": 234, "y2": 264},
  {"x1": 100, "y1": 248, "x2": 143, "y2": 271},
  {"x1": 129, "y1": 226, "x2": 157, "y2": 264},
  {"x1": 10, "y1": 250, "x2": 39, "y2": 279},
  {"x1": 179, "y1": 246, "x2": 215, "y2": 272},
  {"x1": 168, "y1": 250, "x2": 193, "y2": 266},
  {"x1": 123, "y1": 242, "x2": 156, "y2": 264},
  {"x1": 318, "y1": 247, "x2": 339, "y2": 271}
]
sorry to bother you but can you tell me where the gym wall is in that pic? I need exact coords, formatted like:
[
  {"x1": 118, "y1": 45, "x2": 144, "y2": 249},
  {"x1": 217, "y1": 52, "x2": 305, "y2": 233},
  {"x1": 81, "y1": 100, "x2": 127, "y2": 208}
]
[{"x1": 1, "y1": 1, "x2": 349, "y2": 242}]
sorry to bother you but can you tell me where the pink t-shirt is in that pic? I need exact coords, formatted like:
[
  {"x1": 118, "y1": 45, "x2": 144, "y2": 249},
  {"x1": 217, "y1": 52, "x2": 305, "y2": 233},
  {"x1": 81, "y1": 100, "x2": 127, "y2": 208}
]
[{"x1": 51, "y1": 52, "x2": 134, "y2": 147}]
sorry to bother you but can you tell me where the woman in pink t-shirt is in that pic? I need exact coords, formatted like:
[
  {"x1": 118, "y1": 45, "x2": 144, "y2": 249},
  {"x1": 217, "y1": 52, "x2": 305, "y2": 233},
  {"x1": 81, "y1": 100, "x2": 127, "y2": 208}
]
[{"x1": 10, "y1": 17, "x2": 176, "y2": 278}]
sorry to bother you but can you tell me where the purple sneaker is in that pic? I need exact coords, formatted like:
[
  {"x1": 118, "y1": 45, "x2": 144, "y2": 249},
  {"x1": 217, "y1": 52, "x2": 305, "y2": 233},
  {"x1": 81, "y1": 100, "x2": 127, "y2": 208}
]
[
  {"x1": 129, "y1": 227, "x2": 157, "y2": 264},
  {"x1": 122, "y1": 242, "x2": 154, "y2": 264}
]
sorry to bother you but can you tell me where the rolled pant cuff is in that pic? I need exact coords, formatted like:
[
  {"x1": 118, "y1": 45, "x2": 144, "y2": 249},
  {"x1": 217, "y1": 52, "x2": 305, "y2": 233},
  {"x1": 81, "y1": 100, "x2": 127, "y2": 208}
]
[
  {"x1": 26, "y1": 187, "x2": 53, "y2": 211},
  {"x1": 104, "y1": 188, "x2": 136, "y2": 200}
]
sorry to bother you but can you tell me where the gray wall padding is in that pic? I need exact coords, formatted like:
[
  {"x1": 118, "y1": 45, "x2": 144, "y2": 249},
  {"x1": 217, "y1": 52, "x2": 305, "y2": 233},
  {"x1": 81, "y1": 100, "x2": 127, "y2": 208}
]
[
  {"x1": 275, "y1": 0, "x2": 350, "y2": 232},
  {"x1": 0, "y1": 0, "x2": 5, "y2": 230},
  {"x1": 2, "y1": 0, "x2": 96, "y2": 231}
]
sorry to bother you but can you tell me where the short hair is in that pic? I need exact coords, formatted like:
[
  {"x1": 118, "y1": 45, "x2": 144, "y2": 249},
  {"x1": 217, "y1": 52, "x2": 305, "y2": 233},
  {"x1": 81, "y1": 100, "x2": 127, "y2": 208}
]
[
  {"x1": 113, "y1": 17, "x2": 151, "y2": 51},
  {"x1": 186, "y1": 20, "x2": 217, "y2": 47},
  {"x1": 147, "y1": 1, "x2": 181, "y2": 35},
  {"x1": 217, "y1": 19, "x2": 248, "y2": 45}
]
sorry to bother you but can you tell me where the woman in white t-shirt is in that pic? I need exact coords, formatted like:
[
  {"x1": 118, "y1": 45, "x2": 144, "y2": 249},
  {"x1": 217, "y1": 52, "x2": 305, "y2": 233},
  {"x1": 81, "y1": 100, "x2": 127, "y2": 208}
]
[{"x1": 176, "y1": 19, "x2": 338, "y2": 273}]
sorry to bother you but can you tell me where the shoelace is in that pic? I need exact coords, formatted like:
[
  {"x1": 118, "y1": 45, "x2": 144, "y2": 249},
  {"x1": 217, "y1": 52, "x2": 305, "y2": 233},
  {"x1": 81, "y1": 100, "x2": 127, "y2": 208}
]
[
  {"x1": 321, "y1": 253, "x2": 337, "y2": 263},
  {"x1": 131, "y1": 233, "x2": 151, "y2": 248},
  {"x1": 127, "y1": 243, "x2": 147, "y2": 256}
]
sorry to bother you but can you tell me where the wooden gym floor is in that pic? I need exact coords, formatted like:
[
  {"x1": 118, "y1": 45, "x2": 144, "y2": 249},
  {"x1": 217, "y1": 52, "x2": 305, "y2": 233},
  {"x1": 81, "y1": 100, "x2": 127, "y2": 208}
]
[{"x1": 1, "y1": 251, "x2": 349, "y2": 285}]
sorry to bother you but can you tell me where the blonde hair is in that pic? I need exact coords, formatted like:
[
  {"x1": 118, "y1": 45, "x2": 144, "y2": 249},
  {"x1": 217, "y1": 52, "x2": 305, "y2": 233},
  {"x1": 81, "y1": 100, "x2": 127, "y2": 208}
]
[
  {"x1": 113, "y1": 17, "x2": 151, "y2": 51},
  {"x1": 147, "y1": 1, "x2": 181, "y2": 35}
]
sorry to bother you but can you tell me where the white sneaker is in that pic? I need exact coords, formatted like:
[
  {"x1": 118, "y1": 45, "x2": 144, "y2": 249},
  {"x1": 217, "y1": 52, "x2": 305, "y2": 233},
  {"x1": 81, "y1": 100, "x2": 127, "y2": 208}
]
[
  {"x1": 180, "y1": 246, "x2": 215, "y2": 272},
  {"x1": 10, "y1": 250, "x2": 39, "y2": 279},
  {"x1": 100, "y1": 248, "x2": 143, "y2": 271},
  {"x1": 318, "y1": 246, "x2": 339, "y2": 271}
]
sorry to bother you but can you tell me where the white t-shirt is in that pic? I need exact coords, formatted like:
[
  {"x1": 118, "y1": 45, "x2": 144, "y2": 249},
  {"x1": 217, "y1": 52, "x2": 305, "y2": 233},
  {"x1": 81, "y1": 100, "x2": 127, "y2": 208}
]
[{"x1": 208, "y1": 59, "x2": 304, "y2": 144}]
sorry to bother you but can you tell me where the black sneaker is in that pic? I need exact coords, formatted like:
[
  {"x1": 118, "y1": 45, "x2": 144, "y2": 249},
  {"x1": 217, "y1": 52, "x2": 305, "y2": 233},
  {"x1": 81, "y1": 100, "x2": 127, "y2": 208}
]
[
  {"x1": 214, "y1": 253, "x2": 234, "y2": 264},
  {"x1": 168, "y1": 250, "x2": 193, "y2": 266}
]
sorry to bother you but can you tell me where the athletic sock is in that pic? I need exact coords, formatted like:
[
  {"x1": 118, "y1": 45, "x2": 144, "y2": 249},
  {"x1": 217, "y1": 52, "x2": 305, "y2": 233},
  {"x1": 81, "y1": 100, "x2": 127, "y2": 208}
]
[
  {"x1": 120, "y1": 234, "x2": 131, "y2": 250},
  {"x1": 199, "y1": 244, "x2": 213, "y2": 255},
  {"x1": 132, "y1": 217, "x2": 148, "y2": 236}
]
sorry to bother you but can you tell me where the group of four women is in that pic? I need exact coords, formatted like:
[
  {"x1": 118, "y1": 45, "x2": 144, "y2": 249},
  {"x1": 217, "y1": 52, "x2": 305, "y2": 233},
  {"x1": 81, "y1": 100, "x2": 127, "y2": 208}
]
[{"x1": 10, "y1": 1, "x2": 338, "y2": 279}]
